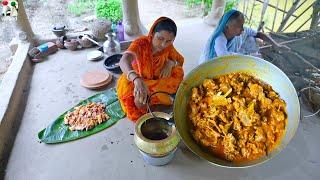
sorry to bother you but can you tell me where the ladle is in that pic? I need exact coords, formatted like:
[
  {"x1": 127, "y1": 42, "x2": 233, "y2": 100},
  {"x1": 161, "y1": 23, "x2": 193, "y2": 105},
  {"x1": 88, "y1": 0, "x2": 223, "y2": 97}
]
[
  {"x1": 83, "y1": 35, "x2": 101, "y2": 46},
  {"x1": 146, "y1": 92, "x2": 175, "y2": 126}
]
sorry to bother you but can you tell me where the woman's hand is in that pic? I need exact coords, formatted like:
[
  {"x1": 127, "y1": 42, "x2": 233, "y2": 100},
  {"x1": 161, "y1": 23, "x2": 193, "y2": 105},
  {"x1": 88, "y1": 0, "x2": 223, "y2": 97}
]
[
  {"x1": 160, "y1": 60, "x2": 176, "y2": 78},
  {"x1": 256, "y1": 32, "x2": 291, "y2": 53},
  {"x1": 133, "y1": 78, "x2": 149, "y2": 108}
]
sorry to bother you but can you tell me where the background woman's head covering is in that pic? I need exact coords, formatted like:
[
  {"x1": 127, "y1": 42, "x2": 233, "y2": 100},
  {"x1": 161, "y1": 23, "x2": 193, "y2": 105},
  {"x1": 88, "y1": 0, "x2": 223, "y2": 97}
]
[{"x1": 199, "y1": 9, "x2": 239, "y2": 64}]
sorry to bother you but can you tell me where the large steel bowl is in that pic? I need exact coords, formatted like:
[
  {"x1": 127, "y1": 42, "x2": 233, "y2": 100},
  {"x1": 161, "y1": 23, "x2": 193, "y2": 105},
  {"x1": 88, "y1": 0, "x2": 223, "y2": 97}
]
[{"x1": 173, "y1": 55, "x2": 300, "y2": 168}]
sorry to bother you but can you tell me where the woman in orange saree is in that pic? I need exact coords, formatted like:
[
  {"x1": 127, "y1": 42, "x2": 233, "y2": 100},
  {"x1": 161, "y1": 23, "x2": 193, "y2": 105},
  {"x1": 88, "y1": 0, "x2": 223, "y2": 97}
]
[{"x1": 117, "y1": 17, "x2": 184, "y2": 122}]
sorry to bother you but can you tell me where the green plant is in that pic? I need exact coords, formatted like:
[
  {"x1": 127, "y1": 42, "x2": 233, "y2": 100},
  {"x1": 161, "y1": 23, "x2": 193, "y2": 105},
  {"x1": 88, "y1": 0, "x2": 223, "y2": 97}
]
[
  {"x1": 68, "y1": 0, "x2": 96, "y2": 17},
  {"x1": 224, "y1": 0, "x2": 238, "y2": 12},
  {"x1": 185, "y1": 0, "x2": 202, "y2": 7},
  {"x1": 96, "y1": 0, "x2": 123, "y2": 23},
  {"x1": 185, "y1": 0, "x2": 238, "y2": 15}
]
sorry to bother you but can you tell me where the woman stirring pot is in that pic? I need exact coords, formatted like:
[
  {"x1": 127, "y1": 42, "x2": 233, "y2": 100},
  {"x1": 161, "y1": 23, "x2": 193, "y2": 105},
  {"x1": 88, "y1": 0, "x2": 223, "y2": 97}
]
[{"x1": 117, "y1": 17, "x2": 184, "y2": 122}]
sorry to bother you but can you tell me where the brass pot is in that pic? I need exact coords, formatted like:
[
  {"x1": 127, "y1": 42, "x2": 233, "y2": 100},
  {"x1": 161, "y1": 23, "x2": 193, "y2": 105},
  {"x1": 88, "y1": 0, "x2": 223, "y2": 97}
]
[{"x1": 134, "y1": 112, "x2": 180, "y2": 157}]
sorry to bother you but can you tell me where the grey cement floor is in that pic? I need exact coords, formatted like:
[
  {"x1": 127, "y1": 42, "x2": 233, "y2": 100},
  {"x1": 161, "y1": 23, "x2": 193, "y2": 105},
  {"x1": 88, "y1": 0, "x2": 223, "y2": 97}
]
[{"x1": 5, "y1": 19, "x2": 320, "y2": 180}]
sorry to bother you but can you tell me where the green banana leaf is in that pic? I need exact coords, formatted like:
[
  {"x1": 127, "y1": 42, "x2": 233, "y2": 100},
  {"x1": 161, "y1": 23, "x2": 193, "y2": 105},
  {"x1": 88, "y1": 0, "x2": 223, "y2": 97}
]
[{"x1": 38, "y1": 88, "x2": 126, "y2": 144}]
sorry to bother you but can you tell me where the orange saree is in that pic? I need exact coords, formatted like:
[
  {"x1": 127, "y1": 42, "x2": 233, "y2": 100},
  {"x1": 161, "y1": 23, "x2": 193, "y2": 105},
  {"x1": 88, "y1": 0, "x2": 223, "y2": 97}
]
[{"x1": 116, "y1": 17, "x2": 184, "y2": 122}]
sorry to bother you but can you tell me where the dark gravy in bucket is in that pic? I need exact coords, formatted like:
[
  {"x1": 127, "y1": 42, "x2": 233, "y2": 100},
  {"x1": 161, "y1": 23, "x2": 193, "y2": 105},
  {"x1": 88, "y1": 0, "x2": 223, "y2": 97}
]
[{"x1": 141, "y1": 118, "x2": 173, "y2": 140}]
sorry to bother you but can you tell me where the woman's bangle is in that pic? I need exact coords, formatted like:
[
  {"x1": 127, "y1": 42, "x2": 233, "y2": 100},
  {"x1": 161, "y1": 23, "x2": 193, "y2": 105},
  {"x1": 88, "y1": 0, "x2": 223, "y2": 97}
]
[
  {"x1": 126, "y1": 70, "x2": 136, "y2": 80},
  {"x1": 132, "y1": 76, "x2": 141, "y2": 83}
]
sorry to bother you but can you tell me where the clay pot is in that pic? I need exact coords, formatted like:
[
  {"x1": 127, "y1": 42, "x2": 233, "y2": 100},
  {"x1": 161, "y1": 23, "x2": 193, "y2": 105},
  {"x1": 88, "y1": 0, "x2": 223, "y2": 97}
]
[
  {"x1": 56, "y1": 36, "x2": 67, "y2": 49},
  {"x1": 78, "y1": 34, "x2": 94, "y2": 48},
  {"x1": 64, "y1": 39, "x2": 79, "y2": 51},
  {"x1": 91, "y1": 19, "x2": 111, "y2": 41},
  {"x1": 28, "y1": 47, "x2": 40, "y2": 59}
]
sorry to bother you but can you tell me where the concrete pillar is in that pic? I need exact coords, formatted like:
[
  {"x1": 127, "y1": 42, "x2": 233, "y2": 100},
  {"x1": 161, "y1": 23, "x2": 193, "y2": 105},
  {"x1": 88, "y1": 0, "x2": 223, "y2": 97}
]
[
  {"x1": 121, "y1": 0, "x2": 147, "y2": 36},
  {"x1": 204, "y1": 0, "x2": 226, "y2": 26},
  {"x1": 16, "y1": 0, "x2": 35, "y2": 42}
]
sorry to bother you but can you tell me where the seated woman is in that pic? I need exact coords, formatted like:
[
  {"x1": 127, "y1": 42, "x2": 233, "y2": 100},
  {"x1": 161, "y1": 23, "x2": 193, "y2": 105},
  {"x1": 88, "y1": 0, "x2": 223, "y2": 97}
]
[
  {"x1": 117, "y1": 17, "x2": 184, "y2": 121},
  {"x1": 199, "y1": 9, "x2": 290, "y2": 64}
]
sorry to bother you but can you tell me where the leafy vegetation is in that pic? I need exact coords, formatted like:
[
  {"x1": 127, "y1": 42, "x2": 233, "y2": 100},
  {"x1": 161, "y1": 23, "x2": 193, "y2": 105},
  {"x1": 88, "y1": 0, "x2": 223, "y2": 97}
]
[
  {"x1": 225, "y1": 0, "x2": 238, "y2": 12},
  {"x1": 96, "y1": 0, "x2": 123, "y2": 23},
  {"x1": 67, "y1": 0, "x2": 96, "y2": 17},
  {"x1": 185, "y1": 0, "x2": 238, "y2": 15}
]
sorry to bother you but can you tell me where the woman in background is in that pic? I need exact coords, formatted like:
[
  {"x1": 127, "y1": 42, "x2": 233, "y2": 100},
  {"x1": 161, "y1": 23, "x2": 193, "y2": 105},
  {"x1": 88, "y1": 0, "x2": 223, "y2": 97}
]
[{"x1": 199, "y1": 9, "x2": 290, "y2": 64}]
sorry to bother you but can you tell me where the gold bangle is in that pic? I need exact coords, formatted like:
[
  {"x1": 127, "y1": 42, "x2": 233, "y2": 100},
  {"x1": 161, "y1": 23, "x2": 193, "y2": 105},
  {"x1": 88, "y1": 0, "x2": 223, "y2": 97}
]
[{"x1": 126, "y1": 70, "x2": 136, "y2": 80}]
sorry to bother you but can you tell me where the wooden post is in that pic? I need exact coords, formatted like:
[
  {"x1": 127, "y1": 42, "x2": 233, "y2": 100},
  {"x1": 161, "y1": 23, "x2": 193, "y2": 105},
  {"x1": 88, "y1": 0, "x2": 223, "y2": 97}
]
[
  {"x1": 271, "y1": 0, "x2": 280, "y2": 32},
  {"x1": 204, "y1": 0, "x2": 226, "y2": 26},
  {"x1": 257, "y1": 21, "x2": 265, "y2": 31},
  {"x1": 283, "y1": 0, "x2": 288, "y2": 21},
  {"x1": 283, "y1": 2, "x2": 315, "y2": 32},
  {"x1": 295, "y1": 0, "x2": 308, "y2": 12},
  {"x1": 258, "y1": 0, "x2": 269, "y2": 31},
  {"x1": 121, "y1": 0, "x2": 147, "y2": 36},
  {"x1": 295, "y1": 16, "x2": 312, "y2": 32},
  {"x1": 244, "y1": 0, "x2": 250, "y2": 19},
  {"x1": 277, "y1": 0, "x2": 300, "y2": 32},
  {"x1": 242, "y1": 0, "x2": 246, "y2": 15},
  {"x1": 16, "y1": 0, "x2": 34, "y2": 42},
  {"x1": 310, "y1": 0, "x2": 320, "y2": 29},
  {"x1": 248, "y1": 0, "x2": 256, "y2": 27},
  {"x1": 256, "y1": 0, "x2": 298, "y2": 18}
]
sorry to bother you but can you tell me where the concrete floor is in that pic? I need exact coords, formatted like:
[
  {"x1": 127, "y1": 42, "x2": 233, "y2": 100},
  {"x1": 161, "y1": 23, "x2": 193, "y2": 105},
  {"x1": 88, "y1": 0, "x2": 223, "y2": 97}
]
[{"x1": 5, "y1": 19, "x2": 320, "y2": 180}]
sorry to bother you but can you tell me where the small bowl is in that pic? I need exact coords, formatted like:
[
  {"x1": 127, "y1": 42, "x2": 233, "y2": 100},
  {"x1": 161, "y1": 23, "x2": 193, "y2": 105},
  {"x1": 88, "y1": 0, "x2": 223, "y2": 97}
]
[
  {"x1": 103, "y1": 54, "x2": 122, "y2": 73},
  {"x1": 52, "y1": 25, "x2": 66, "y2": 37}
]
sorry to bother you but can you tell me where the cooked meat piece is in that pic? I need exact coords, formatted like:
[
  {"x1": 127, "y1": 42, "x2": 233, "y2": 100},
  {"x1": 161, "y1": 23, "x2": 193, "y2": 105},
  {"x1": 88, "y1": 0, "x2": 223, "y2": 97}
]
[{"x1": 64, "y1": 102, "x2": 110, "y2": 131}]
